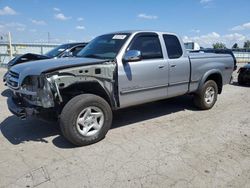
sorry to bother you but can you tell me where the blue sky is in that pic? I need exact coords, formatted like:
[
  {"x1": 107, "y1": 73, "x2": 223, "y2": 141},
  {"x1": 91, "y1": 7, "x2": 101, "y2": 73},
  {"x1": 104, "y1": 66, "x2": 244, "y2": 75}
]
[{"x1": 0, "y1": 0, "x2": 250, "y2": 47}]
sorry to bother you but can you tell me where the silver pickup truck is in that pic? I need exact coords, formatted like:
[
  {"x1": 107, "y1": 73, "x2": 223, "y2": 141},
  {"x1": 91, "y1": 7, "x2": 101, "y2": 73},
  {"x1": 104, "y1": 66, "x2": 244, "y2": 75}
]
[{"x1": 5, "y1": 31, "x2": 234, "y2": 146}]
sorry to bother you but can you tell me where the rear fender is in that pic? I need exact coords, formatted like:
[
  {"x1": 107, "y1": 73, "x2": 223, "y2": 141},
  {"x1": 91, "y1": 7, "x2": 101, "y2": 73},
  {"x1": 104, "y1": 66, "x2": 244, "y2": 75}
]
[{"x1": 197, "y1": 69, "x2": 223, "y2": 93}]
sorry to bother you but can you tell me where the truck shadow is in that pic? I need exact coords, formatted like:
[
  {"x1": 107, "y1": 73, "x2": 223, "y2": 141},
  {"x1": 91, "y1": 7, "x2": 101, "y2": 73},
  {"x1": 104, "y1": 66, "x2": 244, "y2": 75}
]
[
  {"x1": 112, "y1": 95, "x2": 197, "y2": 129},
  {"x1": 0, "y1": 116, "x2": 62, "y2": 144},
  {"x1": 0, "y1": 95, "x2": 197, "y2": 148}
]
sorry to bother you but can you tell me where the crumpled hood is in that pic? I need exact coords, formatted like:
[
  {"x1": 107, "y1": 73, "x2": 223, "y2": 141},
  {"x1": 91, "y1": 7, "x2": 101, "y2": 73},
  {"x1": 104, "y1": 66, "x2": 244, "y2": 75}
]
[
  {"x1": 8, "y1": 53, "x2": 49, "y2": 68},
  {"x1": 10, "y1": 57, "x2": 107, "y2": 85}
]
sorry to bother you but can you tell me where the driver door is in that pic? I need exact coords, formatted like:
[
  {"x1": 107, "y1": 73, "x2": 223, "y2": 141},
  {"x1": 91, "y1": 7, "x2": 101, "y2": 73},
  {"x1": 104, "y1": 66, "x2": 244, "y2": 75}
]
[{"x1": 117, "y1": 33, "x2": 169, "y2": 108}]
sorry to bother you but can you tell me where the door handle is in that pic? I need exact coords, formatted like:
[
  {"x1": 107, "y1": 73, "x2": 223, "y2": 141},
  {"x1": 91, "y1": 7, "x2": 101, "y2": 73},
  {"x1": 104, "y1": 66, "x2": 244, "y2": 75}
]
[
  {"x1": 171, "y1": 64, "x2": 176, "y2": 68},
  {"x1": 158, "y1": 65, "x2": 165, "y2": 69}
]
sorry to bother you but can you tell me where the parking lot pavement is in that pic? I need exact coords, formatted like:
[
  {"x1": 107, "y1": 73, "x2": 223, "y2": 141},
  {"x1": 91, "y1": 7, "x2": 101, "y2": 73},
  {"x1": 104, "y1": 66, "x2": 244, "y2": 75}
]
[{"x1": 0, "y1": 66, "x2": 250, "y2": 188}]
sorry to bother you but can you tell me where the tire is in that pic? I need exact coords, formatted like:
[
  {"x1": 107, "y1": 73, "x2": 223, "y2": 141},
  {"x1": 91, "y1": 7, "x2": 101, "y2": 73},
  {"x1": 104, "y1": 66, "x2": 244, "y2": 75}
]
[
  {"x1": 238, "y1": 72, "x2": 245, "y2": 85},
  {"x1": 194, "y1": 80, "x2": 218, "y2": 110},
  {"x1": 60, "y1": 94, "x2": 112, "y2": 146}
]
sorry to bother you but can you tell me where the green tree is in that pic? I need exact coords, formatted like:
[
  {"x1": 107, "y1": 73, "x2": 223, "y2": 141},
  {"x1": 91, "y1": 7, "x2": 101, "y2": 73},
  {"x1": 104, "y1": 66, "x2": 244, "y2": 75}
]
[
  {"x1": 243, "y1": 40, "x2": 250, "y2": 49},
  {"x1": 212, "y1": 42, "x2": 226, "y2": 49},
  {"x1": 232, "y1": 43, "x2": 239, "y2": 49}
]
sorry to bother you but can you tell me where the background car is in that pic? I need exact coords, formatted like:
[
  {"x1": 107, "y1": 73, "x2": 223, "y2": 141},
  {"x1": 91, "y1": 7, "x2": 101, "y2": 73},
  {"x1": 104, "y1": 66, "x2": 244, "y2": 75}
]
[
  {"x1": 7, "y1": 42, "x2": 88, "y2": 68},
  {"x1": 238, "y1": 63, "x2": 250, "y2": 85},
  {"x1": 3, "y1": 42, "x2": 87, "y2": 82},
  {"x1": 44, "y1": 42, "x2": 88, "y2": 59}
]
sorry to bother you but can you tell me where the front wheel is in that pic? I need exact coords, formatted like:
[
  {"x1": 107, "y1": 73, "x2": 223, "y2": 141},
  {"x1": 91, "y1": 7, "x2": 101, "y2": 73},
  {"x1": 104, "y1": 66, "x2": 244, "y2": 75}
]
[
  {"x1": 194, "y1": 80, "x2": 218, "y2": 110},
  {"x1": 60, "y1": 94, "x2": 112, "y2": 146}
]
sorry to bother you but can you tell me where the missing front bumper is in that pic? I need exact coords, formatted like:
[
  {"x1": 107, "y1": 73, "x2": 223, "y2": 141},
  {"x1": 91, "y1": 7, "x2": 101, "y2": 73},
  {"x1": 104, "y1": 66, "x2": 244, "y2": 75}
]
[{"x1": 7, "y1": 97, "x2": 36, "y2": 120}]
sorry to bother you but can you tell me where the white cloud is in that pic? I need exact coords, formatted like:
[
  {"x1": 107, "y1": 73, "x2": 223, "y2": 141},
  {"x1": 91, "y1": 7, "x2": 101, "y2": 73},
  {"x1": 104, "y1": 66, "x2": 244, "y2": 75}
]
[
  {"x1": 54, "y1": 13, "x2": 71, "y2": 21},
  {"x1": 77, "y1": 17, "x2": 84, "y2": 21},
  {"x1": 0, "y1": 22, "x2": 26, "y2": 32},
  {"x1": 183, "y1": 32, "x2": 247, "y2": 48},
  {"x1": 31, "y1": 19, "x2": 46, "y2": 25},
  {"x1": 0, "y1": 6, "x2": 17, "y2": 15},
  {"x1": 53, "y1": 7, "x2": 61, "y2": 12},
  {"x1": 191, "y1": 29, "x2": 201, "y2": 33},
  {"x1": 231, "y1": 22, "x2": 250, "y2": 31},
  {"x1": 76, "y1": 25, "x2": 85, "y2": 30},
  {"x1": 200, "y1": 0, "x2": 212, "y2": 3},
  {"x1": 137, "y1": 13, "x2": 158, "y2": 20},
  {"x1": 200, "y1": 0, "x2": 214, "y2": 8},
  {"x1": 224, "y1": 33, "x2": 247, "y2": 42},
  {"x1": 6, "y1": 22, "x2": 26, "y2": 28}
]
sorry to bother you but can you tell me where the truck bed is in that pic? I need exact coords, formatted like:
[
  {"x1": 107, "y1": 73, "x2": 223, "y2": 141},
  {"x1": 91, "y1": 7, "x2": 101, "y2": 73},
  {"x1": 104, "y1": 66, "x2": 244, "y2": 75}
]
[
  {"x1": 188, "y1": 52, "x2": 232, "y2": 59},
  {"x1": 187, "y1": 52, "x2": 234, "y2": 93}
]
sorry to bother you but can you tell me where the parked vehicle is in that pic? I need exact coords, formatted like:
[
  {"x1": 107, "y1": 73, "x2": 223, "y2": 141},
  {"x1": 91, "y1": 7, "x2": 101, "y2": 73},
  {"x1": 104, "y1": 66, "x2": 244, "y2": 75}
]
[
  {"x1": 44, "y1": 42, "x2": 88, "y2": 59},
  {"x1": 3, "y1": 42, "x2": 87, "y2": 82},
  {"x1": 5, "y1": 31, "x2": 234, "y2": 146},
  {"x1": 238, "y1": 63, "x2": 250, "y2": 85}
]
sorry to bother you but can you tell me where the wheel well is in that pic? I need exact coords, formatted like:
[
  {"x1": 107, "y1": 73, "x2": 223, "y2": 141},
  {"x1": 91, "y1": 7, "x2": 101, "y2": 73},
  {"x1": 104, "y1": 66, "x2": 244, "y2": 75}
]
[
  {"x1": 205, "y1": 73, "x2": 222, "y2": 94},
  {"x1": 59, "y1": 82, "x2": 112, "y2": 107}
]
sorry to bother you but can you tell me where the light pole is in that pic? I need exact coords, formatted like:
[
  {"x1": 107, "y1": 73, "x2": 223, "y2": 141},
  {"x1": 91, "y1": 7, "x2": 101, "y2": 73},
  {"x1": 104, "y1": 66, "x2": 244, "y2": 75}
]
[{"x1": 8, "y1": 31, "x2": 13, "y2": 60}]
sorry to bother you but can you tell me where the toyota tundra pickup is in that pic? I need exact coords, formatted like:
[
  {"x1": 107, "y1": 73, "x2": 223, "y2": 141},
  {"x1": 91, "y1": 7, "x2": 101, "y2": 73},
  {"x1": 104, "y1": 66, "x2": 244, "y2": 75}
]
[{"x1": 5, "y1": 31, "x2": 234, "y2": 146}]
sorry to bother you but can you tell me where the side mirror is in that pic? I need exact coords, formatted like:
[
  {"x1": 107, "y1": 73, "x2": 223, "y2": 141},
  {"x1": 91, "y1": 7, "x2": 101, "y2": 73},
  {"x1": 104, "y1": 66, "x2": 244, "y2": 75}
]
[{"x1": 123, "y1": 50, "x2": 141, "y2": 63}]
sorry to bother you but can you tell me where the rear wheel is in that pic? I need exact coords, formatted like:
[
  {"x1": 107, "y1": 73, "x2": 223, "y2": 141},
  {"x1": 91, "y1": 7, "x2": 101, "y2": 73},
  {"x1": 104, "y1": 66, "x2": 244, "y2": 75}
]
[
  {"x1": 60, "y1": 94, "x2": 112, "y2": 146},
  {"x1": 194, "y1": 80, "x2": 218, "y2": 110}
]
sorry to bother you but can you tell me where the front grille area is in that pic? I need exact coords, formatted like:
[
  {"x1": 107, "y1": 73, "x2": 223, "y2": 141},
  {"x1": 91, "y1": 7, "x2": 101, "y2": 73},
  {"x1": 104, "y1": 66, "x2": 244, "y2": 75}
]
[
  {"x1": 7, "y1": 70, "x2": 20, "y2": 89},
  {"x1": 9, "y1": 70, "x2": 19, "y2": 79}
]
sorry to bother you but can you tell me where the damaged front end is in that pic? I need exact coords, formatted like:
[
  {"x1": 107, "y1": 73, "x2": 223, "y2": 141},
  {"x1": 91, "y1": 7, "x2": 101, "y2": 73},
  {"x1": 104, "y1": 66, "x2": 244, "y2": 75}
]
[
  {"x1": 6, "y1": 62, "x2": 116, "y2": 120},
  {"x1": 6, "y1": 73, "x2": 60, "y2": 120}
]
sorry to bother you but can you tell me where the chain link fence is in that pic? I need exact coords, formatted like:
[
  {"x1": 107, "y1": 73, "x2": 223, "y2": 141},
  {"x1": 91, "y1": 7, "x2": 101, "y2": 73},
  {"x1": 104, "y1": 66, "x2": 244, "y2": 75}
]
[
  {"x1": 232, "y1": 49, "x2": 250, "y2": 63},
  {"x1": 0, "y1": 43, "x2": 58, "y2": 67}
]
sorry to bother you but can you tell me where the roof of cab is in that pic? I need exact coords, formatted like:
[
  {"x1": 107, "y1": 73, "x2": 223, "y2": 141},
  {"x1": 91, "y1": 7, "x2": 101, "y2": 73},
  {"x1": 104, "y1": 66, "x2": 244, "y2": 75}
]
[{"x1": 108, "y1": 30, "x2": 178, "y2": 36}]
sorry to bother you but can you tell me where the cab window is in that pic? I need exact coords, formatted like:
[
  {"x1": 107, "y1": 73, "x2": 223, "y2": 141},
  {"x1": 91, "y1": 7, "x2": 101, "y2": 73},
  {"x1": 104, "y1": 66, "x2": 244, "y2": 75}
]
[
  {"x1": 129, "y1": 35, "x2": 163, "y2": 60},
  {"x1": 163, "y1": 34, "x2": 183, "y2": 59}
]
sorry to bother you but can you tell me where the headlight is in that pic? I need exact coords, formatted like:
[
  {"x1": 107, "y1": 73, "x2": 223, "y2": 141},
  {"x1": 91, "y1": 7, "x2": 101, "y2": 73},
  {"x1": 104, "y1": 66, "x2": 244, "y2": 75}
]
[
  {"x1": 21, "y1": 76, "x2": 40, "y2": 92},
  {"x1": 21, "y1": 75, "x2": 55, "y2": 108},
  {"x1": 37, "y1": 78, "x2": 55, "y2": 108}
]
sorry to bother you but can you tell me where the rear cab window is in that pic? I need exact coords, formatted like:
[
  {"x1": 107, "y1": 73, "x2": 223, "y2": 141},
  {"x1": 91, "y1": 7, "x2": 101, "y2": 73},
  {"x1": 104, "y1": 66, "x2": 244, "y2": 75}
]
[{"x1": 163, "y1": 34, "x2": 183, "y2": 59}]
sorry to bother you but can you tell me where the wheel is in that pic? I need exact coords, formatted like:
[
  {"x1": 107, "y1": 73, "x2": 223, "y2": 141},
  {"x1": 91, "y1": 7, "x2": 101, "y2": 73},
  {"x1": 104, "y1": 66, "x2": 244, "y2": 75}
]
[
  {"x1": 194, "y1": 80, "x2": 218, "y2": 110},
  {"x1": 238, "y1": 72, "x2": 245, "y2": 85},
  {"x1": 60, "y1": 94, "x2": 112, "y2": 146}
]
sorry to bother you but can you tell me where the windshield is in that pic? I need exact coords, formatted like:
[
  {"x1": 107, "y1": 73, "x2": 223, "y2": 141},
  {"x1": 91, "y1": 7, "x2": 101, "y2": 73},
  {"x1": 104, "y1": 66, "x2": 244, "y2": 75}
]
[
  {"x1": 77, "y1": 33, "x2": 130, "y2": 60},
  {"x1": 45, "y1": 44, "x2": 73, "y2": 58}
]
